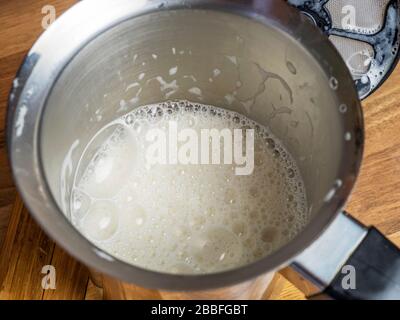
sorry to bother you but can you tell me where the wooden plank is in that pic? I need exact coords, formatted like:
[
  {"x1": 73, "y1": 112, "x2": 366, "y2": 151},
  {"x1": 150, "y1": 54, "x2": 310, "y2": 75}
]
[
  {"x1": 275, "y1": 279, "x2": 306, "y2": 300},
  {"x1": 0, "y1": 0, "x2": 77, "y2": 59},
  {"x1": 0, "y1": 189, "x2": 16, "y2": 250},
  {"x1": 0, "y1": 196, "x2": 24, "y2": 290},
  {"x1": 346, "y1": 68, "x2": 400, "y2": 235},
  {"x1": 85, "y1": 280, "x2": 103, "y2": 300},
  {"x1": 0, "y1": 195, "x2": 91, "y2": 300},
  {"x1": 0, "y1": 196, "x2": 55, "y2": 299},
  {"x1": 42, "y1": 246, "x2": 90, "y2": 300}
]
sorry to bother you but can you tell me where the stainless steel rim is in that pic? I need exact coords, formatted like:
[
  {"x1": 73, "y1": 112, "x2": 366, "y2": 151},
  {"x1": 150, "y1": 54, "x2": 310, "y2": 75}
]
[{"x1": 7, "y1": 0, "x2": 364, "y2": 291}]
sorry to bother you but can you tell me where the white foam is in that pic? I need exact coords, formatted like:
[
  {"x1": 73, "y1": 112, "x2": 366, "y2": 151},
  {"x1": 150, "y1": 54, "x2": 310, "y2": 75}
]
[{"x1": 70, "y1": 100, "x2": 309, "y2": 274}]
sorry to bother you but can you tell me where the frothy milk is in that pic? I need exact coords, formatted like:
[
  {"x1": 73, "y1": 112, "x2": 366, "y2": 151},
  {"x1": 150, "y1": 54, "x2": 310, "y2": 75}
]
[{"x1": 70, "y1": 100, "x2": 309, "y2": 274}]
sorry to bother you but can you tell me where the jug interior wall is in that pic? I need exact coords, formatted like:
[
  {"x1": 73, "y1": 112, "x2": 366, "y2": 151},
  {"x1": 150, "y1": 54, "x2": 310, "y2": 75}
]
[{"x1": 40, "y1": 10, "x2": 345, "y2": 231}]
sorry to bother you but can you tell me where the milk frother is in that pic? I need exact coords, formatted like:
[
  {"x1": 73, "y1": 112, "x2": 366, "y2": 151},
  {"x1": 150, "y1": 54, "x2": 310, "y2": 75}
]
[{"x1": 6, "y1": 0, "x2": 400, "y2": 299}]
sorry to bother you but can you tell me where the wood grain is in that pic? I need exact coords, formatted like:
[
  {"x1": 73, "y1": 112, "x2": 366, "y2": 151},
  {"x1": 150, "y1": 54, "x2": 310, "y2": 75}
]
[
  {"x1": 0, "y1": 0, "x2": 399, "y2": 300},
  {"x1": 0, "y1": 0, "x2": 75, "y2": 59},
  {"x1": 0, "y1": 197, "x2": 55, "y2": 299},
  {"x1": 85, "y1": 280, "x2": 104, "y2": 301},
  {"x1": 0, "y1": 0, "x2": 92, "y2": 301},
  {"x1": 42, "y1": 246, "x2": 90, "y2": 300},
  {"x1": 347, "y1": 69, "x2": 400, "y2": 234}
]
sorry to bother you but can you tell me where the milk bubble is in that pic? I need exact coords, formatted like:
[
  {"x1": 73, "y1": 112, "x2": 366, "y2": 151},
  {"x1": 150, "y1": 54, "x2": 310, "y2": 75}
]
[
  {"x1": 122, "y1": 204, "x2": 147, "y2": 227},
  {"x1": 191, "y1": 227, "x2": 243, "y2": 270},
  {"x1": 79, "y1": 126, "x2": 137, "y2": 199},
  {"x1": 81, "y1": 201, "x2": 119, "y2": 241}
]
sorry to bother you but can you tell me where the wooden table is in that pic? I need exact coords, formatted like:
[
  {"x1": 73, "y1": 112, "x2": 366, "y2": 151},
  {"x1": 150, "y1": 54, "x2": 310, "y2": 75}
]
[{"x1": 0, "y1": 0, "x2": 399, "y2": 300}]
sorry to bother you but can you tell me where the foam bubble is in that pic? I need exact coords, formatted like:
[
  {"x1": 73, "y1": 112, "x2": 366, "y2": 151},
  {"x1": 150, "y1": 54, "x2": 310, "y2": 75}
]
[
  {"x1": 81, "y1": 201, "x2": 119, "y2": 241},
  {"x1": 191, "y1": 227, "x2": 243, "y2": 270},
  {"x1": 79, "y1": 126, "x2": 137, "y2": 198}
]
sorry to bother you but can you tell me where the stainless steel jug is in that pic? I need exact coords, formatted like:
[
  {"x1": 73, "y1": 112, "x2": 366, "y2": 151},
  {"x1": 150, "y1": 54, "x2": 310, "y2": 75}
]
[{"x1": 7, "y1": 0, "x2": 400, "y2": 299}]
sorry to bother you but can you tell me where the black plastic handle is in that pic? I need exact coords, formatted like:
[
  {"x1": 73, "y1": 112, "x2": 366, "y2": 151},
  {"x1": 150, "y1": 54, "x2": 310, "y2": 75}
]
[{"x1": 314, "y1": 227, "x2": 400, "y2": 300}]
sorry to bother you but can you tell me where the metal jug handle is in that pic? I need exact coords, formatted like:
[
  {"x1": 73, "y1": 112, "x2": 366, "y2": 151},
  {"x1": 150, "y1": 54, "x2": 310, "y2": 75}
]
[{"x1": 282, "y1": 212, "x2": 400, "y2": 299}]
